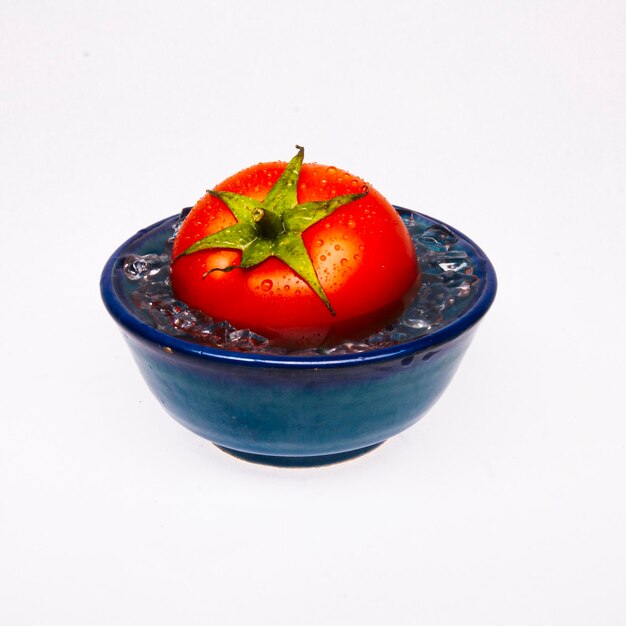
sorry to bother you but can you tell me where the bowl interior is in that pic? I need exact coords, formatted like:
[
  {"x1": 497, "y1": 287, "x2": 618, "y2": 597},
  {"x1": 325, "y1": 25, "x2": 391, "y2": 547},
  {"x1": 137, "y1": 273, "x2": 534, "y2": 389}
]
[{"x1": 101, "y1": 207, "x2": 497, "y2": 369}]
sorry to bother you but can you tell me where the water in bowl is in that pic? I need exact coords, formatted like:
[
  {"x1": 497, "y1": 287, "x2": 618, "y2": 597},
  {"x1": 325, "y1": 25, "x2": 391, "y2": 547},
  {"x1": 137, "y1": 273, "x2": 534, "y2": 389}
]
[{"x1": 122, "y1": 210, "x2": 480, "y2": 356}]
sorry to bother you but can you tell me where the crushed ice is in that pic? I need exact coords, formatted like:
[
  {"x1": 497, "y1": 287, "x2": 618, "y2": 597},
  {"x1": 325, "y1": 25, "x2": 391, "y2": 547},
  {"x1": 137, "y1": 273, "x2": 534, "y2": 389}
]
[{"x1": 121, "y1": 210, "x2": 480, "y2": 355}]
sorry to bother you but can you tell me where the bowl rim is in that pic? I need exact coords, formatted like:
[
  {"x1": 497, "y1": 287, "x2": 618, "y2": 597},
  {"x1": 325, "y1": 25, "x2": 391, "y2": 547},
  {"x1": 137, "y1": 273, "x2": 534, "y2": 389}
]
[{"x1": 100, "y1": 206, "x2": 497, "y2": 369}]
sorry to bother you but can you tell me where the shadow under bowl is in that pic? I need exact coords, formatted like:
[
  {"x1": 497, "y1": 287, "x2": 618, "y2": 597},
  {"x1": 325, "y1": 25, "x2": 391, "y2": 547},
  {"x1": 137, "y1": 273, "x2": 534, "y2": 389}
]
[{"x1": 100, "y1": 207, "x2": 497, "y2": 467}]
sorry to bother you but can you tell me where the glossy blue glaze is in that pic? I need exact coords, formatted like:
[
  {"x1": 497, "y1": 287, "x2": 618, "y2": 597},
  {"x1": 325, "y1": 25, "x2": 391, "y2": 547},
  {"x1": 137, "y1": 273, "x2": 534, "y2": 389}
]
[{"x1": 101, "y1": 208, "x2": 496, "y2": 466}]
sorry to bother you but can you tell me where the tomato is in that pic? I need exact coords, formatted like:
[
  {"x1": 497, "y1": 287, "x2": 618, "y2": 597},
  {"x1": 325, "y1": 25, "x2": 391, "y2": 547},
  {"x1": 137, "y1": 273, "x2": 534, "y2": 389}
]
[{"x1": 170, "y1": 147, "x2": 420, "y2": 349}]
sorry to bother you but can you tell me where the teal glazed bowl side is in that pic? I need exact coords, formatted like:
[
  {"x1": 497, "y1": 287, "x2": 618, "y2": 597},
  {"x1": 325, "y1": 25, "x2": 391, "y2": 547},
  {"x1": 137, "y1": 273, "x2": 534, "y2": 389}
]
[
  {"x1": 122, "y1": 328, "x2": 475, "y2": 458},
  {"x1": 101, "y1": 208, "x2": 496, "y2": 465}
]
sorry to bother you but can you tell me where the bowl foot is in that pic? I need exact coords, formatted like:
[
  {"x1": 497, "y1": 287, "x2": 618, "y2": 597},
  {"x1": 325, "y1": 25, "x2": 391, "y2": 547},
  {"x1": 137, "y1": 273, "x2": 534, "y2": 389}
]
[{"x1": 214, "y1": 442, "x2": 385, "y2": 467}]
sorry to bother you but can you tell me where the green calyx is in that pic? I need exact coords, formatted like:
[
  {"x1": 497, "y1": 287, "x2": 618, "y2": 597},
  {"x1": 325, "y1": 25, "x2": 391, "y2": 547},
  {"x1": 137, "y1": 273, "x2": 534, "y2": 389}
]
[{"x1": 175, "y1": 145, "x2": 368, "y2": 315}]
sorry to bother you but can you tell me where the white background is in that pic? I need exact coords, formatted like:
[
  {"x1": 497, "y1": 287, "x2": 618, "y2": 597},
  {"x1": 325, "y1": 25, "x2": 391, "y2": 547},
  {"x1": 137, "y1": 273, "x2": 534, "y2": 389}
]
[{"x1": 1, "y1": 1, "x2": 625, "y2": 624}]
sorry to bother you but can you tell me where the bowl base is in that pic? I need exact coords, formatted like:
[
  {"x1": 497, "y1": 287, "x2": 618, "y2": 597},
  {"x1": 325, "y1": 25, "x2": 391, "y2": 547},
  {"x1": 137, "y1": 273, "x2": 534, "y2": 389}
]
[{"x1": 214, "y1": 442, "x2": 385, "y2": 467}]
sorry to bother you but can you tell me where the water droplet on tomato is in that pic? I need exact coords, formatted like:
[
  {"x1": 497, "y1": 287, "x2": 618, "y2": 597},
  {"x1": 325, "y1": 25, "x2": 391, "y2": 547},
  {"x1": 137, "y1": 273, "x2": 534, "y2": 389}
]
[
  {"x1": 315, "y1": 239, "x2": 324, "y2": 247},
  {"x1": 321, "y1": 179, "x2": 327, "y2": 185},
  {"x1": 334, "y1": 244, "x2": 341, "y2": 251},
  {"x1": 261, "y1": 279, "x2": 273, "y2": 292},
  {"x1": 353, "y1": 253, "x2": 361, "y2": 261},
  {"x1": 351, "y1": 179, "x2": 358, "y2": 187},
  {"x1": 284, "y1": 285, "x2": 290, "y2": 292},
  {"x1": 347, "y1": 219, "x2": 356, "y2": 229},
  {"x1": 320, "y1": 255, "x2": 327, "y2": 261},
  {"x1": 326, "y1": 166, "x2": 337, "y2": 176},
  {"x1": 340, "y1": 258, "x2": 348, "y2": 266},
  {"x1": 359, "y1": 244, "x2": 365, "y2": 251}
]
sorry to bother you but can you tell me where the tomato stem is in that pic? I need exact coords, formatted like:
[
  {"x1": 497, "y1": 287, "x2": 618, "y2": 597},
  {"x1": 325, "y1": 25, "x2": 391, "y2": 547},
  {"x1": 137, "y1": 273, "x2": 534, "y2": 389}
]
[{"x1": 252, "y1": 207, "x2": 284, "y2": 239}]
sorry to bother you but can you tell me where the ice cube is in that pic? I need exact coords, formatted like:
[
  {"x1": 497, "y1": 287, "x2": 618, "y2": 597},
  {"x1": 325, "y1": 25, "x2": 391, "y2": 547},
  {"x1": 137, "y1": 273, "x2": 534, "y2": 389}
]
[
  {"x1": 418, "y1": 225, "x2": 458, "y2": 252},
  {"x1": 433, "y1": 251, "x2": 471, "y2": 273},
  {"x1": 123, "y1": 254, "x2": 168, "y2": 280},
  {"x1": 228, "y1": 329, "x2": 270, "y2": 351}
]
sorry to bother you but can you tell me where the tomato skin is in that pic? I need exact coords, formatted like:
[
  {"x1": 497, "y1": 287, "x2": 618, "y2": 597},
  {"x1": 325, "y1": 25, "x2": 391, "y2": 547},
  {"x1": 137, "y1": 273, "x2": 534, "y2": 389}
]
[{"x1": 170, "y1": 161, "x2": 420, "y2": 349}]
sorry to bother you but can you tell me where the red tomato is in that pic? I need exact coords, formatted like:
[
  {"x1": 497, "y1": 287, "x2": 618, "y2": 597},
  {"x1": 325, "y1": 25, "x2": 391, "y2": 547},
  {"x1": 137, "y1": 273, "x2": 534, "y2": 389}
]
[{"x1": 170, "y1": 148, "x2": 419, "y2": 349}]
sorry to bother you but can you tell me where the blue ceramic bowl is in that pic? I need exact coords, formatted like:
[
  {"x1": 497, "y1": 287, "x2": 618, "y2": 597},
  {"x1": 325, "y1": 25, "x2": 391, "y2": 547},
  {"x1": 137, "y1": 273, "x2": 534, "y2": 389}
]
[{"x1": 100, "y1": 208, "x2": 496, "y2": 467}]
